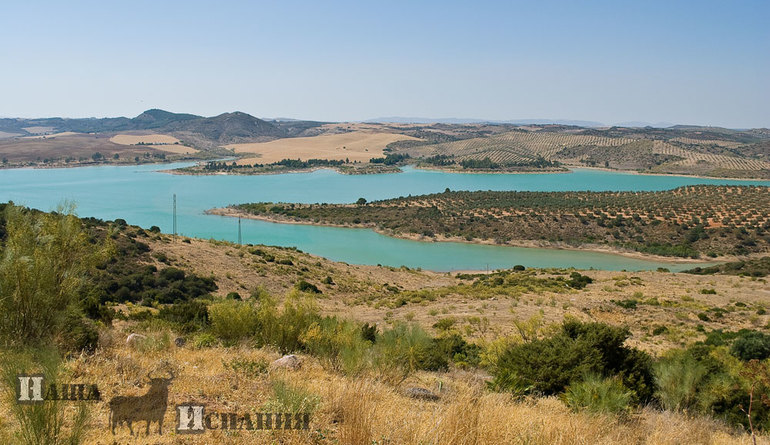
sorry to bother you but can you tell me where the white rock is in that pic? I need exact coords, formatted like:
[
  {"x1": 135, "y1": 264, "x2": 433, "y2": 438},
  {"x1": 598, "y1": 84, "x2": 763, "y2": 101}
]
[
  {"x1": 271, "y1": 355, "x2": 302, "y2": 370},
  {"x1": 125, "y1": 333, "x2": 147, "y2": 347}
]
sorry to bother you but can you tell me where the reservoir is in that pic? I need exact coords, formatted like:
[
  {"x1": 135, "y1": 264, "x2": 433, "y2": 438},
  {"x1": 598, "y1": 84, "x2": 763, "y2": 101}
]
[{"x1": 1, "y1": 163, "x2": 767, "y2": 271}]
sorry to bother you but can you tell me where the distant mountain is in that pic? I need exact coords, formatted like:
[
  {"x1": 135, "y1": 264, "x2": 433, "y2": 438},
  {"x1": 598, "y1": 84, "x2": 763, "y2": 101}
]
[
  {"x1": 132, "y1": 109, "x2": 200, "y2": 128},
  {"x1": 165, "y1": 111, "x2": 284, "y2": 144},
  {"x1": 0, "y1": 110, "x2": 327, "y2": 147},
  {"x1": 365, "y1": 117, "x2": 605, "y2": 127}
]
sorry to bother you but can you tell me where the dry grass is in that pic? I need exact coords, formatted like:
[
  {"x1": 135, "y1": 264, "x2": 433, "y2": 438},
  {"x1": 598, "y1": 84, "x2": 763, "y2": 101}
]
[
  {"x1": 0, "y1": 134, "x2": 170, "y2": 164},
  {"x1": 228, "y1": 131, "x2": 418, "y2": 165},
  {"x1": 109, "y1": 134, "x2": 181, "y2": 145},
  {"x1": 1, "y1": 339, "x2": 762, "y2": 444},
  {"x1": 148, "y1": 236, "x2": 770, "y2": 355},
  {"x1": 21, "y1": 131, "x2": 79, "y2": 139}
]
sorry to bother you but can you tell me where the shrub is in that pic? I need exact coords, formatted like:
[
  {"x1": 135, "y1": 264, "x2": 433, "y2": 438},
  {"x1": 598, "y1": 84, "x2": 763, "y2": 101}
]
[
  {"x1": 192, "y1": 332, "x2": 217, "y2": 349},
  {"x1": 208, "y1": 299, "x2": 260, "y2": 344},
  {"x1": 301, "y1": 317, "x2": 371, "y2": 375},
  {"x1": 433, "y1": 333, "x2": 481, "y2": 369},
  {"x1": 0, "y1": 204, "x2": 108, "y2": 348},
  {"x1": 564, "y1": 374, "x2": 633, "y2": 414},
  {"x1": 157, "y1": 300, "x2": 209, "y2": 333},
  {"x1": 262, "y1": 379, "x2": 320, "y2": 415},
  {"x1": 731, "y1": 331, "x2": 770, "y2": 361},
  {"x1": 361, "y1": 323, "x2": 377, "y2": 343},
  {"x1": 613, "y1": 299, "x2": 638, "y2": 309},
  {"x1": 432, "y1": 317, "x2": 456, "y2": 332},
  {"x1": 1, "y1": 349, "x2": 91, "y2": 445},
  {"x1": 295, "y1": 280, "x2": 321, "y2": 294},
  {"x1": 373, "y1": 322, "x2": 435, "y2": 379},
  {"x1": 223, "y1": 357, "x2": 269, "y2": 377},
  {"x1": 654, "y1": 350, "x2": 708, "y2": 411},
  {"x1": 262, "y1": 292, "x2": 320, "y2": 353},
  {"x1": 566, "y1": 272, "x2": 593, "y2": 289},
  {"x1": 491, "y1": 320, "x2": 654, "y2": 403},
  {"x1": 60, "y1": 311, "x2": 100, "y2": 352}
]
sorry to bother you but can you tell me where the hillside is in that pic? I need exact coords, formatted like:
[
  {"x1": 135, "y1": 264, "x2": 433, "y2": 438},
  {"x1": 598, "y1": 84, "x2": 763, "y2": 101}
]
[
  {"x1": 1, "y1": 114, "x2": 768, "y2": 178},
  {"x1": 396, "y1": 125, "x2": 770, "y2": 178},
  {"x1": 2, "y1": 204, "x2": 770, "y2": 443}
]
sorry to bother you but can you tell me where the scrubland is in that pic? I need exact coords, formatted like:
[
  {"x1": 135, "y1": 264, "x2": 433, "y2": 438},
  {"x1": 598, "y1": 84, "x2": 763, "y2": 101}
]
[{"x1": 1, "y1": 203, "x2": 770, "y2": 444}]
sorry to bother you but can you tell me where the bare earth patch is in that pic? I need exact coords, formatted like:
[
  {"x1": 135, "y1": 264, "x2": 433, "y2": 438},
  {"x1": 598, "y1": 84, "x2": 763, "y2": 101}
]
[
  {"x1": 21, "y1": 131, "x2": 79, "y2": 139},
  {"x1": 110, "y1": 133, "x2": 182, "y2": 145}
]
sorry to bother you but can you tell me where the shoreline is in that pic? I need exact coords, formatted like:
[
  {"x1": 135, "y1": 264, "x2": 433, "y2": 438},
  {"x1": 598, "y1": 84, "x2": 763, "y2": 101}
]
[
  {"x1": 205, "y1": 207, "x2": 744, "y2": 266},
  {"x1": 3, "y1": 160, "x2": 765, "y2": 182},
  {"x1": 163, "y1": 164, "x2": 402, "y2": 176},
  {"x1": 412, "y1": 165, "x2": 571, "y2": 175},
  {"x1": 570, "y1": 165, "x2": 770, "y2": 182}
]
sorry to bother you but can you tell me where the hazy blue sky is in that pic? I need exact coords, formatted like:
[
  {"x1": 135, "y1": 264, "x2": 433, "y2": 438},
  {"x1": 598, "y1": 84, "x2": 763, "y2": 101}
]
[{"x1": 1, "y1": 0, "x2": 768, "y2": 127}]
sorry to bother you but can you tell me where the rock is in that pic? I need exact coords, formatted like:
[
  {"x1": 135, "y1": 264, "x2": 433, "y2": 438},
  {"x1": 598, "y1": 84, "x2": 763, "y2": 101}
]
[
  {"x1": 126, "y1": 333, "x2": 147, "y2": 347},
  {"x1": 404, "y1": 387, "x2": 440, "y2": 401},
  {"x1": 271, "y1": 355, "x2": 301, "y2": 370},
  {"x1": 174, "y1": 337, "x2": 186, "y2": 347}
]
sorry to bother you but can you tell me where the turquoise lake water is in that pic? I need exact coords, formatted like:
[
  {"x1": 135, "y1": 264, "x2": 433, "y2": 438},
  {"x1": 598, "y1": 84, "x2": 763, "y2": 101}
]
[{"x1": 1, "y1": 163, "x2": 768, "y2": 271}]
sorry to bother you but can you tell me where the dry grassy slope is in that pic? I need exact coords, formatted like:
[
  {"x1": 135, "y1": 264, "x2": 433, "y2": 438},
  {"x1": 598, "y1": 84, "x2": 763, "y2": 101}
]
[
  {"x1": 0, "y1": 133, "x2": 180, "y2": 165},
  {"x1": 148, "y1": 235, "x2": 770, "y2": 354},
  {"x1": 2, "y1": 233, "x2": 768, "y2": 444},
  {"x1": 39, "y1": 340, "x2": 763, "y2": 444}
]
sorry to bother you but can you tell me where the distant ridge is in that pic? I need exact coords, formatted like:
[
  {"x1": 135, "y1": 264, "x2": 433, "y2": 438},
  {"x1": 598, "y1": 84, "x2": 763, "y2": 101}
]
[
  {"x1": 365, "y1": 117, "x2": 606, "y2": 127},
  {"x1": 0, "y1": 109, "x2": 331, "y2": 146}
]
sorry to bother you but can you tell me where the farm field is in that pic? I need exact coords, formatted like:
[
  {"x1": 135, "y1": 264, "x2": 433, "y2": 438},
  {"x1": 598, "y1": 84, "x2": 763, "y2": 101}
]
[
  {"x1": 229, "y1": 185, "x2": 770, "y2": 258},
  {"x1": 227, "y1": 131, "x2": 419, "y2": 165},
  {"x1": 401, "y1": 128, "x2": 770, "y2": 178},
  {"x1": 0, "y1": 133, "x2": 182, "y2": 166}
]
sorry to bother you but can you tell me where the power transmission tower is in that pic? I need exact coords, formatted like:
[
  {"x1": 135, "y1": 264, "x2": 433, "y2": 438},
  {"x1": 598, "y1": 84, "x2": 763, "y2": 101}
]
[
  {"x1": 173, "y1": 194, "x2": 177, "y2": 241},
  {"x1": 238, "y1": 217, "x2": 242, "y2": 245}
]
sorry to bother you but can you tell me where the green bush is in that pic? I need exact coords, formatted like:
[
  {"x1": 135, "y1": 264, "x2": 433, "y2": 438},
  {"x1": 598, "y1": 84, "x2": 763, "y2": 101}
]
[
  {"x1": 433, "y1": 333, "x2": 481, "y2": 369},
  {"x1": 262, "y1": 379, "x2": 320, "y2": 415},
  {"x1": 0, "y1": 204, "x2": 107, "y2": 348},
  {"x1": 730, "y1": 331, "x2": 770, "y2": 361},
  {"x1": 295, "y1": 280, "x2": 321, "y2": 294},
  {"x1": 301, "y1": 316, "x2": 371, "y2": 375},
  {"x1": 157, "y1": 300, "x2": 209, "y2": 333},
  {"x1": 564, "y1": 374, "x2": 633, "y2": 414},
  {"x1": 1, "y1": 349, "x2": 91, "y2": 445},
  {"x1": 209, "y1": 299, "x2": 261, "y2": 344},
  {"x1": 373, "y1": 322, "x2": 436, "y2": 378},
  {"x1": 223, "y1": 357, "x2": 269, "y2": 377},
  {"x1": 654, "y1": 350, "x2": 708, "y2": 411},
  {"x1": 490, "y1": 320, "x2": 654, "y2": 403},
  {"x1": 60, "y1": 311, "x2": 100, "y2": 352},
  {"x1": 263, "y1": 293, "x2": 320, "y2": 353},
  {"x1": 566, "y1": 272, "x2": 593, "y2": 289},
  {"x1": 192, "y1": 332, "x2": 217, "y2": 349}
]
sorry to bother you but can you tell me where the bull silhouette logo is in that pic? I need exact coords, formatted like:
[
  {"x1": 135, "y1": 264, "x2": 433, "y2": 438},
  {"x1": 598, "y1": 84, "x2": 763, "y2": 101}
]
[{"x1": 109, "y1": 370, "x2": 174, "y2": 436}]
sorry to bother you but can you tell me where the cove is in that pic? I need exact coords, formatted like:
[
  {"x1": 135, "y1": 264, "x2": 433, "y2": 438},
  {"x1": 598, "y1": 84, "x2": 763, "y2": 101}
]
[{"x1": 1, "y1": 163, "x2": 768, "y2": 272}]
